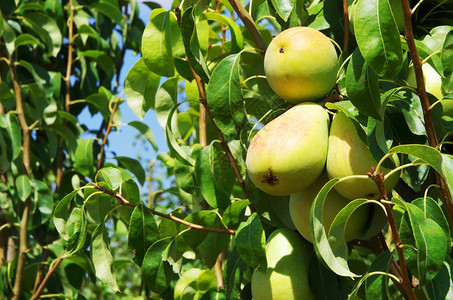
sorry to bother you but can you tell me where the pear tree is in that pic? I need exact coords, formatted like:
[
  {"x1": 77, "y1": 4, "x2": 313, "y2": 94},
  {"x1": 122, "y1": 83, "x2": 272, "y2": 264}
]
[{"x1": 1, "y1": 0, "x2": 453, "y2": 299}]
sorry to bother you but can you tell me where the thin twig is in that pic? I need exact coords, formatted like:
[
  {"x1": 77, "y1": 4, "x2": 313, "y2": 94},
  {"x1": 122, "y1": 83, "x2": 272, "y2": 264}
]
[
  {"x1": 30, "y1": 254, "x2": 65, "y2": 300},
  {"x1": 369, "y1": 168, "x2": 416, "y2": 300},
  {"x1": 91, "y1": 183, "x2": 236, "y2": 235},
  {"x1": 399, "y1": 0, "x2": 453, "y2": 231},
  {"x1": 97, "y1": 98, "x2": 120, "y2": 171},
  {"x1": 9, "y1": 54, "x2": 32, "y2": 300},
  {"x1": 227, "y1": 0, "x2": 267, "y2": 55},
  {"x1": 56, "y1": 0, "x2": 75, "y2": 190},
  {"x1": 342, "y1": 0, "x2": 350, "y2": 52}
]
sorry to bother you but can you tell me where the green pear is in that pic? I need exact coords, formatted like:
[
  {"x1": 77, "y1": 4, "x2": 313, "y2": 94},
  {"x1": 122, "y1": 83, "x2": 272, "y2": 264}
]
[
  {"x1": 251, "y1": 228, "x2": 315, "y2": 300},
  {"x1": 289, "y1": 171, "x2": 369, "y2": 243},
  {"x1": 264, "y1": 26, "x2": 338, "y2": 103},
  {"x1": 326, "y1": 112, "x2": 400, "y2": 200},
  {"x1": 246, "y1": 103, "x2": 330, "y2": 196},
  {"x1": 407, "y1": 63, "x2": 443, "y2": 100}
]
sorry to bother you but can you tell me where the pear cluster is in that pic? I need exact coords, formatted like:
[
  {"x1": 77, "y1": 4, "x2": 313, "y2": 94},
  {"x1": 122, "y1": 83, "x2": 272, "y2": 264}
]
[{"x1": 247, "y1": 26, "x2": 401, "y2": 299}]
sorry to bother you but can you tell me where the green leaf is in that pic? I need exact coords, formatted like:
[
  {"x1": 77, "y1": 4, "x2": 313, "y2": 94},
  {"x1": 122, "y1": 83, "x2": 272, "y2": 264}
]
[
  {"x1": 128, "y1": 121, "x2": 158, "y2": 152},
  {"x1": 115, "y1": 157, "x2": 146, "y2": 186},
  {"x1": 84, "y1": 187, "x2": 117, "y2": 224},
  {"x1": 389, "y1": 144, "x2": 453, "y2": 198},
  {"x1": 354, "y1": 0, "x2": 403, "y2": 78},
  {"x1": 165, "y1": 104, "x2": 196, "y2": 166},
  {"x1": 142, "y1": 9, "x2": 175, "y2": 77},
  {"x1": 364, "y1": 251, "x2": 394, "y2": 300},
  {"x1": 235, "y1": 213, "x2": 267, "y2": 269},
  {"x1": 441, "y1": 30, "x2": 453, "y2": 95},
  {"x1": 142, "y1": 237, "x2": 173, "y2": 294},
  {"x1": 31, "y1": 179, "x2": 53, "y2": 224},
  {"x1": 346, "y1": 48, "x2": 382, "y2": 120},
  {"x1": 65, "y1": 207, "x2": 87, "y2": 254},
  {"x1": 224, "y1": 250, "x2": 247, "y2": 300},
  {"x1": 421, "y1": 256, "x2": 453, "y2": 300},
  {"x1": 199, "y1": 12, "x2": 244, "y2": 53},
  {"x1": 223, "y1": 200, "x2": 250, "y2": 229},
  {"x1": 4, "y1": 113, "x2": 21, "y2": 160},
  {"x1": 14, "y1": 33, "x2": 44, "y2": 53},
  {"x1": 22, "y1": 12, "x2": 62, "y2": 57},
  {"x1": 155, "y1": 77, "x2": 178, "y2": 129},
  {"x1": 120, "y1": 179, "x2": 141, "y2": 205},
  {"x1": 180, "y1": 7, "x2": 210, "y2": 83},
  {"x1": 198, "y1": 232, "x2": 230, "y2": 267},
  {"x1": 96, "y1": 167, "x2": 124, "y2": 190},
  {"x1": 75, "y1": 138, "x2": 95, "y2": 178},
  {"x1": 125, "y1": 58, "x2": 161, "y2": 119},
  {"x1": 194, "y1": 141, "x2": 235, "y2": 210},
  {"x1": 128, "y1": 203, "x2": 160, "y2": 266},
  {"x1": 311, "y1": 178, "x2": 359, "y2": 277},
  {"x1": 393, "y1": 197, "x2": 448, "y2": 285},
  {"x1": 270, "y1": 0, "x2": 295, "y2": 22},
  {"x1": 91, "y1": 223, "x2": 120, "y2": 292},
  {"x1": 90, "y1": 1, "x2": 125, "y2": 28},
  {"x1": 308, "y1": 253, "x2": 348, "y2": 300},
  {"x1": 412, "y1": 197, "x2": 451, "y2": 250},
  {"x1": 16, "y1": 175, "x2": 31, "y2": 202},
  {"x1": 53, "y1": 190, "x2": 78, "y2": 240},
  {"x1": 206, "y1": 53, "x2": 245, "y2": 138}
]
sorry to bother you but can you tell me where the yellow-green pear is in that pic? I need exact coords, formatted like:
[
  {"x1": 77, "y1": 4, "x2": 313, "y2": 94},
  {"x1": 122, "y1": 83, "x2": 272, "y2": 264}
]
[
  {"x1": 264, "y1": 26, "x2": 338, "y2": 103},
  {"x1": 326, "y1": 112, "x2": 400, "y2": 200},
  {"x1": 289, "y1": 171, "x2": 369, "y2": 243},
  {"x1": 407, "y1": 63, "x2": 443, "y2": 100},
  {"x1": 246, "y1": 103, "x2": 329, "y2": 196},
  {"x1": 251, "y1": 228, "x2": 315, "y2": 300}
]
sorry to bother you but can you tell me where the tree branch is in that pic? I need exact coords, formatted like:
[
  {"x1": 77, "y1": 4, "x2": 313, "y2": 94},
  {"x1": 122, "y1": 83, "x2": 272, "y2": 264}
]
[
  {"x1": 399, "y1": 0, "x2": 453, "y2": 231},
  {"x1": 30, "y1": 253, "x2": 65, "y2": 300},
  {"x1": 368, "y1": 168, "x2": 416, "y2": 300},
  {"x1": 9, "y1": 56, "x2": 32, "y2": 300},
  {"x1": 91, "y1": 183, "x2": 236, "y2": 235},
  {"x1": 227, "y1": 0, "x2": 267, "y2": 54},
  {"x1": 186, "y1": 58, "x2": 250, "y2": 204},
  {"x1": 97, "y1": 98, "x2": 120, "y2": 171},
  {"x1": 342, "y1": 0, "x2": 350, "y2": 52}
]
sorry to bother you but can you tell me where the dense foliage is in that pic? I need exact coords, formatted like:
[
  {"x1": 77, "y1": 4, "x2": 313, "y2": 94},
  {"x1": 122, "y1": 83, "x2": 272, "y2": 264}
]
[{"x1": 1, "y1": 0, "x2": 453, "y2": 299}]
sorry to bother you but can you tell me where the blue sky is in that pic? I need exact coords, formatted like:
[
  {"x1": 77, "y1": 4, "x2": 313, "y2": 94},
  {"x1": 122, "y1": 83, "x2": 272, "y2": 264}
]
[{"x1": 79, "y1": 0, "x2": 171, "y2": 170}]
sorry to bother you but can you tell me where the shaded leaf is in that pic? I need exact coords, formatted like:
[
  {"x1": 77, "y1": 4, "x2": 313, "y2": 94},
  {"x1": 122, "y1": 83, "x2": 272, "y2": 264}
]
[
  {"x1": 125, "y1": 58, "x2": 161, "y2": 119},
  {"x1": 354, "y1": 0, "x2": 403, "y2": 78},
  {"x1": 235, "y1": 213, "x2": 267, "y2": 269},
  {"x1": 128, "y1": 203, "x2": 160, "y2": 266},
  {"x1": 346, "y1": 48, "x2": 382, "y2": 120},
  {"x1": 142, "y1": 237, "x2": 173, "y2": 294},
  {"x1": 16, "y1": 175, "x2": 31, "y2": 202},
  {"x1": 115, "y1": 157, "x2": 146, "y2": 186},
  {"x1": 206, "y1": 53, "x2": 245, "y2": 138},
  {"x1": 91, "y1": 223, "x2": 119, "y2": 291}
]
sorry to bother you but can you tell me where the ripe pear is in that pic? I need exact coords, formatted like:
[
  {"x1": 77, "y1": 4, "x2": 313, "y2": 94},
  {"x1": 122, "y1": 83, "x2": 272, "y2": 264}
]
[
  {"x1": 264, "y1": 26, "x2": 338, "y2": 103},
  {"x1": 246, "y1": 103, "x2": 329, "y2": 196},
  {"x1": 289, "y1": 171, "x2": 369, "y2": 243},
  {"x1": 407, "y1": 63, "x2": 443, "y2": 100},
  {"x1": 326, "y1": 112, "x2": 400, "y2": 200},
  {"x1": 251, "y1": 228, "x2": 315, "y2": 300}
]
